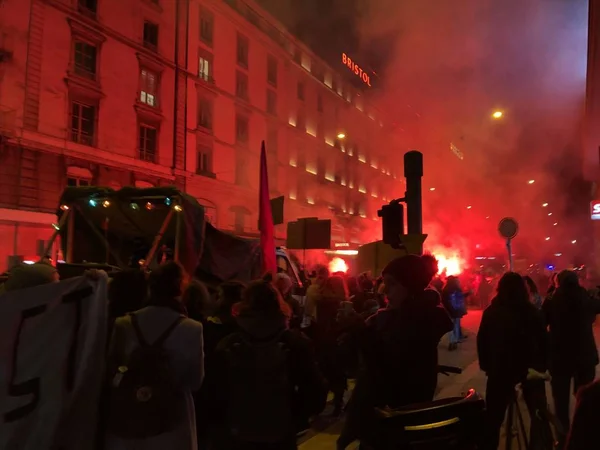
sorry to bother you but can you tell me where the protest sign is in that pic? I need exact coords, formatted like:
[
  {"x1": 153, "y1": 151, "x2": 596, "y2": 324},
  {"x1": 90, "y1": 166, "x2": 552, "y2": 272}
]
[{"x1": 0, "y1": 274, "x2": 107, "y2": 450}]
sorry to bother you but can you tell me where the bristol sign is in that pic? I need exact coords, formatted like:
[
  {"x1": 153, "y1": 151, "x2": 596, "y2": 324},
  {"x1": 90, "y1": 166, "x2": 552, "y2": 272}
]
[{"x1": 341, "y1": 53, "x2": 372, "y2": 87}]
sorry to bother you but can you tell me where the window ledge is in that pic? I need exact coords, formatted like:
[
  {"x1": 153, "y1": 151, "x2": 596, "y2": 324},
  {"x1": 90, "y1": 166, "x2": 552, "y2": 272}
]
[
  {"x1": 234, "y1": 98, "x2": 253, "y2": 115},
  {"x1": 196, "y1": 126, "x2": 213, "y2": 136},
  {"x1": 134, "y1": 101, "x2": 163, "y2": 122},
  {"x1": 67, "y1": 17, "x2": 106, "y2": 44},
  {"x1": 136, "y1": 52, "x2": 166, "y2": 73},
  {"x1": 65, "y1": 73, "x2": 104, "y2": 99},
  {"x1": 195, "y1": 77, "x2": 219, "y2": 96},
  {"x1": 196, "y1": 170, "x2": 216, "y2": 179},
  {"x1": 141, "y1": 0, "x2": 163, "y2": 13}
]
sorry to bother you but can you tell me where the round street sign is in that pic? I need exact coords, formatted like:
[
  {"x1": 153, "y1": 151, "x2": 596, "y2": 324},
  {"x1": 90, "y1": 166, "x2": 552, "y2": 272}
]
[{"x1": 498, "y1": 217, "x2": 519, "y2": 239}]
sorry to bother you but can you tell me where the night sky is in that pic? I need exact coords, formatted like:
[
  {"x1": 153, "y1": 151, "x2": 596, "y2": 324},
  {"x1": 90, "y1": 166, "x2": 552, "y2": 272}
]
[{"x1": 256, "y1": 0, "x2": 390, "y2": 77}]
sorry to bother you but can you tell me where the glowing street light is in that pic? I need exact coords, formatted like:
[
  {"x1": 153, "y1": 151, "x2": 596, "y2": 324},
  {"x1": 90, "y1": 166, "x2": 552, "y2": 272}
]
[
  {"x1": 528, "y1": 179, "x2": 535, "y2": 185},
  {"x1": 486, "y1": 216, "x2": 490, "y2": 219},
  {"x1": 467, "y1": 205, "x2": 472, "y2": 209},
  {"x1": 542, "y1": 203, "x2": 549, "y2": 207},
  {"x1": 545, "y1": 237, "x2": 551, "y2": 241},
  {"x1": 571, "y1": 240, "x2": 577, "y2": 244},
  {"x1": 429, "y1": 187, "x2": 436, "y2": 191},
  {"x1": 337, "y1": 132, "x2": 346, "y2": 139},
  {"x1": 553, "y1": 222, "x2": 558, "y2": 226},
  {"x1": 548, "y1": 212, "x2": 553, "y2": 216},
  {"x1": 492, "y1": 110, "x2": 504, "y2": 119}
]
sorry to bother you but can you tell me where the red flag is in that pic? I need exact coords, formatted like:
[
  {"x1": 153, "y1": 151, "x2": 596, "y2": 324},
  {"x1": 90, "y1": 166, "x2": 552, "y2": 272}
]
[{"x1": 259, "y1": 140, "x2": 277, "y2": 274}]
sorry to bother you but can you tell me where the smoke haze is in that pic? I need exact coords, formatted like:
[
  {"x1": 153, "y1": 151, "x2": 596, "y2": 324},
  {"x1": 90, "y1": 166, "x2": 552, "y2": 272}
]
[{"x1": 355, "y1": 0, "x2": 590, "y2": 266}]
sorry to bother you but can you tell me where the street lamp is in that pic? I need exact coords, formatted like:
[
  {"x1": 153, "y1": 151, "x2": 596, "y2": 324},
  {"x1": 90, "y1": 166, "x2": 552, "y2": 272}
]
[
  {"x1": 492, "y1": 110, "x2": 504, "y2": 119},
  {"x1": 528, "y1": 179, "x2": 535, "y2": 185},
  {"x1": 337, "y1": 132, "x2": 346, "y2": 139}
]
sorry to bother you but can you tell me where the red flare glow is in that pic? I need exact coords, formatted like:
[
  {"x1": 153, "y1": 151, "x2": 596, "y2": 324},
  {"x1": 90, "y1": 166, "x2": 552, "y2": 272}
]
[
  {"x1": 431, "y1": 248, "x2": 465, "y2": 276},
  {"x1": 329, "y1": 257, "x2": 349, "y2": 274}
]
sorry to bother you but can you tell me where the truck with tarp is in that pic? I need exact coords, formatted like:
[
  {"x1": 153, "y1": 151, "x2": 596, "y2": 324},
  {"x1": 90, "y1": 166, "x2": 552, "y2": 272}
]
[{"x1": 29, "y1": 186, "x2": 303, "y2": 289}]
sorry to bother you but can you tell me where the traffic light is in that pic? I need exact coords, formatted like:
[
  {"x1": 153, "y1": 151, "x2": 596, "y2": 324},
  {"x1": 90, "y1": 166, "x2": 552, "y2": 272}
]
[{"x1": 378, "y1": 200, "x2": 404, "y2": 249}]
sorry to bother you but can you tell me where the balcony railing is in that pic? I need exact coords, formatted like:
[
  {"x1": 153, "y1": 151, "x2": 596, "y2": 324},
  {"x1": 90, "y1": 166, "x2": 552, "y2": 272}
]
[{"x1": 0, "y1": 107, "x2": 16, "y2": 137}]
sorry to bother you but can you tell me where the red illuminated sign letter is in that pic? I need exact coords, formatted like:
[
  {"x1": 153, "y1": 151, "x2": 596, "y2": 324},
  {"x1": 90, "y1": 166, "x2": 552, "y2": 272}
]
[{"x1": 341, "y1": 53, "x2": 372, "y2": 87}]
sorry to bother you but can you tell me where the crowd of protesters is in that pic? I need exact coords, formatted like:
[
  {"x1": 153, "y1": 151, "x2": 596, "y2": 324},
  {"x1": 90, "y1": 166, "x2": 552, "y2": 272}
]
[
  {"x1": 2, "y1": 255, "x2": 600, "y2": 450},
  {"x1": 477, "y1": 269, "x2": 600, "y2": 450}
]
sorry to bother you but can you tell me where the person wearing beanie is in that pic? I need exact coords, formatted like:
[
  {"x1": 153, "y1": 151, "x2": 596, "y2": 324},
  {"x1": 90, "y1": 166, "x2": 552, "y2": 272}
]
[
  {"x1": 338, "y1": 255, "x2": 453, "y2": 449},
  {"x1": 2, "y1": 262, "x2": 59, "y2": 292}
]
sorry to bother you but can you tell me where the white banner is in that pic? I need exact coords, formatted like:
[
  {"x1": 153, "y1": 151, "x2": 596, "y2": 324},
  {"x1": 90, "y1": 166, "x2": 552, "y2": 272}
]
[{"x1": 0, "y1": 274, "x2": 108, "y2": 450}]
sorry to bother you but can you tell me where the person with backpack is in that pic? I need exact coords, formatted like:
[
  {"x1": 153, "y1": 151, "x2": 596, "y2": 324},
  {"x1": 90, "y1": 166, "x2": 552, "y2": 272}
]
[
  {"x1": 104, "y1": 262, "x2": 204, "y2": 450},
  {"x1": 441, "y1": 276, "x2": 467, "y2": 351},
  {"x1": 214, "y1": 279, "x2": 328, "y2": 450}
]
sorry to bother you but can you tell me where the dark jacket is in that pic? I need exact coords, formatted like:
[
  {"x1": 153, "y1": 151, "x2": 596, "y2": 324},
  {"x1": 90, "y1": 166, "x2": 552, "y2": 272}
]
[
  {"x1": 565, "y1": 380, "x2": 600, "y2": 450},
  {"x1": 542, "y1": 285, "x2": 600, "y2": 371},
  {"x1": 195, "y1": 315, "x2": 239, "y2": 429},
  {"x1": 344, "y1": 298, "x2": 453, "y2": 442},
  {"x1": 442, "y1": 288, "x2": 467, "y2": 319},
  {"x1": 477, "y1": 296, "x2": 547, "y2": 383},
  {"x1": 215, "y1": 311, "x2": 327, "y2": 433}
]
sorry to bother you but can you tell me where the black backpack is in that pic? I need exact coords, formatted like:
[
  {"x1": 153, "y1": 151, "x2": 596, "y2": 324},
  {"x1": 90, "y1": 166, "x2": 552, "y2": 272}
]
[
  {"x1": 107, "y1": 314, "x2": 184, "y2": 439},
  {"x1": 224, "y1": 331, "x2": 293, "y2": 443}
]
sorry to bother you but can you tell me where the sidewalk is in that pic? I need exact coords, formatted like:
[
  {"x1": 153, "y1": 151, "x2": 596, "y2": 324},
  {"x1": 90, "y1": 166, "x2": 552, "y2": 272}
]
[{"x1": 300, "y1": 311, "x2": 483, "y2": 450}]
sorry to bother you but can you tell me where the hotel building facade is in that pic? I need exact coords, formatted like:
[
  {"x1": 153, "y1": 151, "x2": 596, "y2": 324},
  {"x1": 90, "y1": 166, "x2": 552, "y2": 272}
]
[{"x1": 0, "y1": 0, "x2": 402, "y2": 271}]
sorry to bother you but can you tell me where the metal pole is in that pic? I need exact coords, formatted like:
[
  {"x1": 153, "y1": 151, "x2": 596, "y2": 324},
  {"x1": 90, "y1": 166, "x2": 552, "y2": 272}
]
[
  {"x1": 506, "y1": 239, "x2": 514, "y2": 271},
  {"x1": 66, "y1": 208, "x2": 75, "y2": 263},
  {"x1": 74, "y1": 206, "x2": 124, "y2": 267},
  {"x1": 42, "y1": 208, "x2": 71, "y2": 258},
  {"x1": 174, "y1": 208, "x2": 182, "y2": 263},
  {"x1": 404, "y1": 151, "x2": 423, "y2": 235},
  {"x1": 143, "y1": 207, "x2": 175, "y2": 269}
]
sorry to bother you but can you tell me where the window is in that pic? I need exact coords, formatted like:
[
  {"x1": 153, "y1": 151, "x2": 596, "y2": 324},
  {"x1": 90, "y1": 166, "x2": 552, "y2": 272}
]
[
  {"x1": 317, "y1": 94, "x2": 323, "y2": 112},
  {"x1": 78, "y1": 0, "x2": 97, "y2": 16},
  {"x1": 235, "y1": 155, "x2": 247, "y2": 186},
  {"x1": 266, "y1": 89, "x2": 277, "y2": 115},
  {"x1": 317, "y1": 156, "x2": 326, "y2": 177},
  {"x1": 196, "y1": 145, "x2": 213, "y2": 174},
  {"x1": 267, "y1": 55, "x2": 277, "y2": 86},
  {"x1": 199, "y1": 8, "x2": 214, "y2": 46},
  {"x1": 70, "y1": 101, "x2": 96, "y2": 146},
  {"x1": 296, "y1": 111, "x2": 306, "y2": 131},
  {"x1": 197, "y1": 97, "x2": 212, "y2": 130},
  {"x1": 297, "y1": 82, "x2": 304, "y2": 101},
  {"x1": 67, "y1": 176, "x2": 90, "y2": 187},
  {"x1": 140, "y1": 69, "x2": 158, "y2": 107},
  {"x1": 267, "y1": 128, "x2": 278, "y2": 155},
  {"x1": 236, "y1": 33, "x2": 249, "y2": 68},
  {"x1": 198, "y1": 52, "x2": 212, "y2": 82},
  {"x1": 235, "y1": 71, "x2": 248, "y2": 99},
  {"x1": 143, "y1": 21, "x2": 159, "y2": 51},
  {"x1": 234, "y1": 210, "x2": 245, "y2": 232},
  {"x1": 73, "y1": 41, "x2": 97, "y2": 79},
  {"x1": 235, "y1": 115, "x2": 249, "y2": 144},
  {"x1": 139, "y1": 124, "x2": 158, "y2": 162}
]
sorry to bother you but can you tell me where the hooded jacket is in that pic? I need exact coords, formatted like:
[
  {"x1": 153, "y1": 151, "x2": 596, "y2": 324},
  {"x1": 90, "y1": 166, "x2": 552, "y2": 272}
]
[
  {"x1": 214, "y1": 309, "x2": 327, "y2": 431},
  {"x1": 542, "y1": 284, "x2": 600, "y2": 371},
  {"x1": 477, "y1": 295, "x2": 547, "y2": 382}
]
